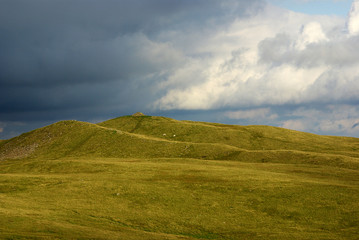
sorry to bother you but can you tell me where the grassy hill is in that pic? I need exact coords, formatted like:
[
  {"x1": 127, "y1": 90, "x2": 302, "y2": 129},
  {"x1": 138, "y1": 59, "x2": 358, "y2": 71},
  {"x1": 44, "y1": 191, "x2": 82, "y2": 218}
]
[
  {"x1": 0, "y1": 115, "x2": 358, "y2": 239},
  {"x1": 0, "y1": 120, "x2": 235, "y2": 160},
  {"x1": 99, "y1": 115, "x2": 359, "y2": 153}
]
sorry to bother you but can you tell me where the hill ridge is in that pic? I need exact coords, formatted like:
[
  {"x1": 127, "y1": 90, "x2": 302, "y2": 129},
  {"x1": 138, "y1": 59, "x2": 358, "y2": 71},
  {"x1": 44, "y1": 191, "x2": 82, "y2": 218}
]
[
  {"x1": 0, "y1": 115, "x2": 358, "y2": 170},
  {"x1": 98, "y1": 115, "x2": 359, "y2": 152}
]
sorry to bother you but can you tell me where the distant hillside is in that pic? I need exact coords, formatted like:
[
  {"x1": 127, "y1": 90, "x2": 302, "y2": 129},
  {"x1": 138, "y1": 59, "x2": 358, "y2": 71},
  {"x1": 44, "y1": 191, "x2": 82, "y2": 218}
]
[{"x1": 1, "y1": 115, "x2": 359, "y2": 169}]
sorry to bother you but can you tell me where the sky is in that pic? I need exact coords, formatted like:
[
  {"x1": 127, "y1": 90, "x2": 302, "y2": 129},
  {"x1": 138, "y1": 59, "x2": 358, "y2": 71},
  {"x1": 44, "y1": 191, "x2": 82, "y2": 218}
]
[{"x1": 1, "y1": 0, "x2": 359, "y2": 139}]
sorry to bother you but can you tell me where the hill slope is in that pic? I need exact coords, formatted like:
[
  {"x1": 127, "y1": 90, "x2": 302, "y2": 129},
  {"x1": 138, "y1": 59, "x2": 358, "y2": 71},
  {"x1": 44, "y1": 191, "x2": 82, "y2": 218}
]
[
  {"x1": 0, "y1": 120, "x2": 236, "y2": 161},
  {"x1": 1, "y1": 115, "x2": 359, "y2": 169},
  {"x1": 99, "y1": 115, "x2": 359, "y2": 154},
  {"x1": 99, "y1": 115, "x2": 359, "y2": 168},
  {"x1": 0, "y1": 115, "x2": 359, "y2": 239}
]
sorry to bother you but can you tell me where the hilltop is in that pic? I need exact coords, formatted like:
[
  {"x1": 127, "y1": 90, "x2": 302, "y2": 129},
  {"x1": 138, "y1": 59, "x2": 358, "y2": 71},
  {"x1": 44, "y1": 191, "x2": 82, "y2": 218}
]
[
  {"x1": 1, "y1": 115, "x2": 359, "y2": 168},
  {"x1": 0, "y1": 115, "x2": 358, "y2": 239}
]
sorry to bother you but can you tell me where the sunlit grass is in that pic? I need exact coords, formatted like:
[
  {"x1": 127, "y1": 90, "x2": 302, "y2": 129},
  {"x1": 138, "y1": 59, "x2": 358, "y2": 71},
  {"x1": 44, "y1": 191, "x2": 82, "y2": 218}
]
[
  {"x1": 0, "y1": 115, "x2": 358, "y2": 239},
  {"x1": 0, "y1": 157, "x2": 358, "y2": 239}
]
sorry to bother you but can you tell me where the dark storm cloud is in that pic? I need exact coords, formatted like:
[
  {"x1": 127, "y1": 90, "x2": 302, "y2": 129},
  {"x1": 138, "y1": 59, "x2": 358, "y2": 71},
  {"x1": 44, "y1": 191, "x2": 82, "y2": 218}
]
[
  {"x1": 0, "y1": 0, "x2": 259, "y2": 85},
  {"x1": 0, "y1": 0, "x2": 262, "y2": 138},
  {"x1": 0, "y1": 0, "x2": 185, "y2": 86}
]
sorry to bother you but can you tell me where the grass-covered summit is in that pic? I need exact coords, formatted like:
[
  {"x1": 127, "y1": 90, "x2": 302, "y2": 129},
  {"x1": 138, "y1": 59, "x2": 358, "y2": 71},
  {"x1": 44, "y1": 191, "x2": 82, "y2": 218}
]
[
  {"x1": 2, "y1": 114, "x2": 358, "y2": 164},
  {"x1": 0, "y1": 115, "x2": 358, "y2": 239}
]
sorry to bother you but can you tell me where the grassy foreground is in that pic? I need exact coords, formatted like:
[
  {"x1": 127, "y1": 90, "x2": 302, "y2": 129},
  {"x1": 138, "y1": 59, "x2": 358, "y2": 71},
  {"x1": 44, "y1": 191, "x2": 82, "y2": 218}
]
[{"x1": 0, "y1": 115, "x2": 358, "y2": 239}]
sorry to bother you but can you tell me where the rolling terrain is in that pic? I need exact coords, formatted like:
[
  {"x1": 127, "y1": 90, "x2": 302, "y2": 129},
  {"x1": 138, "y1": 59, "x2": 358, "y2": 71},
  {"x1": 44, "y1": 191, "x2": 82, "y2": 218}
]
[{"x1": 0, "y1": 114, "x2": 358, "y2": 239}]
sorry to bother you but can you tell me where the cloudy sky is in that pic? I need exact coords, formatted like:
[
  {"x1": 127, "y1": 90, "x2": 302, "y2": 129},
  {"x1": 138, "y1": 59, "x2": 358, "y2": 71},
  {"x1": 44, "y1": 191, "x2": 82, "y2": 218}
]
[{"x1": 1, "y1": 0, "x2": 359, "y2": 139}]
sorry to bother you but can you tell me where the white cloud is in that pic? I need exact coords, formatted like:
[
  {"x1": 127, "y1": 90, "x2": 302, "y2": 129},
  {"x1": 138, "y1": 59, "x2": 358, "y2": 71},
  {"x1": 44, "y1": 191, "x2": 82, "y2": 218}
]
[
  {"x1": 154, "y1": 3, "x2": 353, "y2": 111},
  {"x1": 347, "y1": 0, "x2": 359, "y2": 35},
  {"x1": 150, "y1": 1, "x2": 359, "y2": 138},
  {"x1": 151, "y1": 2, "x2": 359, "y2": 142},
  {"x1": 281, "y1": 119, "x2": 307, "y2": 132},
  {"x1": 226, "y1": 108, "x2": 278, "y2": 120},
  {"x1": 281, "y1": 105, "x2": 359, "y2": 136},
  {"x1": 221, "y1": 104, "x2": 359, "y2": 137},
  {"x1": 295, "y1": 21, "x2": 328, "y2": 50}
]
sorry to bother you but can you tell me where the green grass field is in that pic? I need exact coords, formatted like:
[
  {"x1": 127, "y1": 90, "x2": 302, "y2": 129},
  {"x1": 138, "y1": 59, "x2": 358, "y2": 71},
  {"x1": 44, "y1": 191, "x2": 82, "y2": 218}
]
[{"x1": 0, "y1": 115, "x2": 358, "y2": 239}]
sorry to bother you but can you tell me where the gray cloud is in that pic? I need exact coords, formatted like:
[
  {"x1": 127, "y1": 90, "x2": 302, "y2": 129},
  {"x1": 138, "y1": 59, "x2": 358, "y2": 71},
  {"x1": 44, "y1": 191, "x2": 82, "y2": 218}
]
[
  {"x1": 150, "y1": 2, "x2": 359, "y2": 138},
  {"x1": 224, "y1": 104, "x2": 359, "y2": 137},
  {"x1": 0, "y1": 0, "x2": 263, "y2": 138},
  {"x1": 2, "y1": 0, "x2": 359, "y2": 139},
  {"x1": 259, "y1": 34, "x2": 359, "y2": 68}
]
